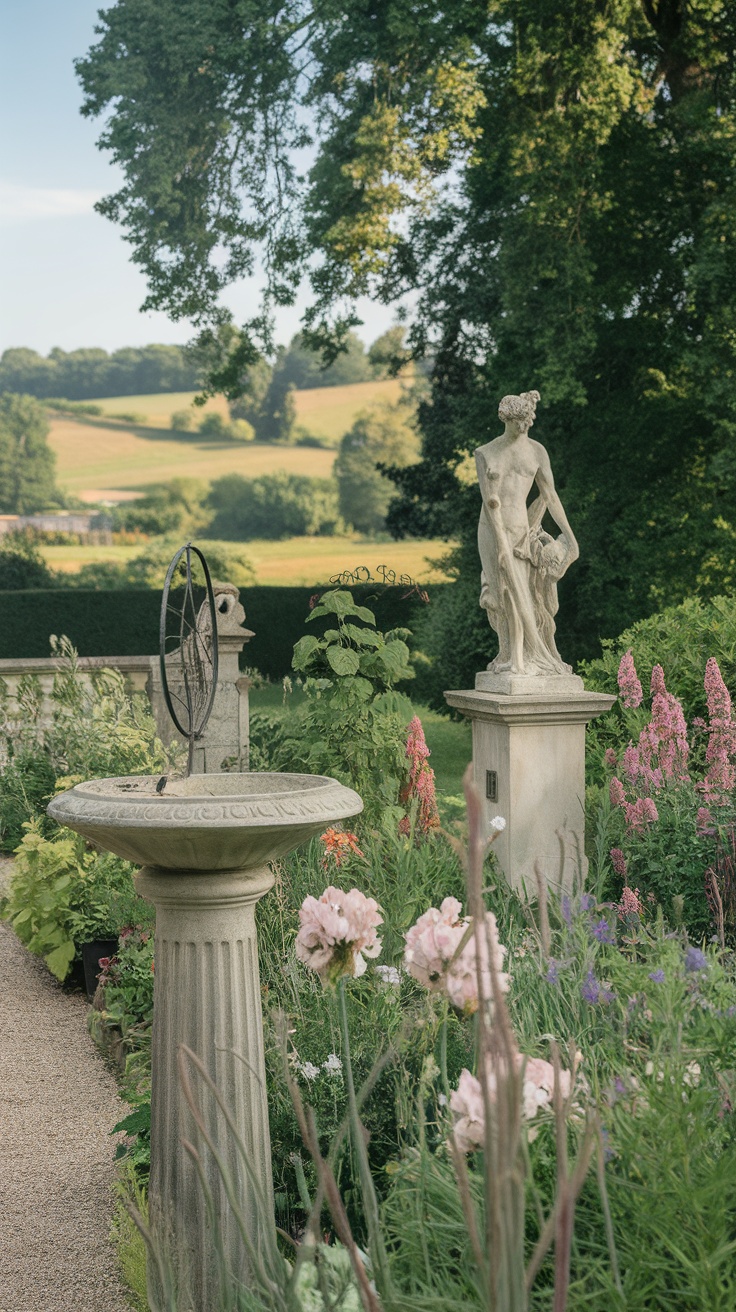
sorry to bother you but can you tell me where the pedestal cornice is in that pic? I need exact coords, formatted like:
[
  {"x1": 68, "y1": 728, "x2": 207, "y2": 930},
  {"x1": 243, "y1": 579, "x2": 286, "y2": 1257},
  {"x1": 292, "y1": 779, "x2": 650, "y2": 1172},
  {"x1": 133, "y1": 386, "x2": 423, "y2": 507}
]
[{"x1": 444, "y1": 687, "x2": 616, "y2": 727}]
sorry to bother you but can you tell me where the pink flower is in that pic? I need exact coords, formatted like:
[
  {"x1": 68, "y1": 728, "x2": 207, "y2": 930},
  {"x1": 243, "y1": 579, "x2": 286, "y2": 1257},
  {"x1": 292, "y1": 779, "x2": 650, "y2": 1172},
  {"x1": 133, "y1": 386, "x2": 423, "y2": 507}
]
[
  {"x1": 450, "y1": 1056, "x2": 573, "y2": 1152},
  {"x1": 401, "y1": 716, "x2": 440, "y2": 834},
  {"x1": 617, "y1": 886, "x2": 643, "y2": 920},
  {"x1": 618, "y1": 650, "x2": 643, "y2": 708},
  {"x1": 295, "y1": 886, "x2": 383, "y2": 984},
  {"x1": 610, "y1": 777, "x2": 626, "y2": 807},
  {"x1": 610, "y1": 847, "x2": 627, "y2": 879},
  {"x1": 604, "y1": 748, "x2": 618, "y2": 768},
  {"x1": 403, "y1": 899, "x2": 509, "y2": 1014},
  {"x1": 702, "y1": 658, "x2": 736, "y2": 803},
  {"x1": 696, "y1": 806, "x2": 715, "y2": 836}
]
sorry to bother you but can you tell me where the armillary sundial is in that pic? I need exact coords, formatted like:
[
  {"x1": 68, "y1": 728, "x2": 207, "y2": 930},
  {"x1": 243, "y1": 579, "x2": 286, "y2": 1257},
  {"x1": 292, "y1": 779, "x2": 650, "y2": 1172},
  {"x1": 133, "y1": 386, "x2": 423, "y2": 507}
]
[
  {"x1": 48, "y1": 543, "x2": 363, "y2": 1309},
  {"x1": 159, "y1": 541, "x2": 219, "y2": 777}
]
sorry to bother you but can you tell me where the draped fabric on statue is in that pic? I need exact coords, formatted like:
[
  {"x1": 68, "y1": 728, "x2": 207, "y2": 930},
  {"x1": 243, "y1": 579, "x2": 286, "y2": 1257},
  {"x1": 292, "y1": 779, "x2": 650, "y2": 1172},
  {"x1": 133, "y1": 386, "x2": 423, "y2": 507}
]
[{"x1": 477, "y1": 487, "x2": 573, "y2": 677}]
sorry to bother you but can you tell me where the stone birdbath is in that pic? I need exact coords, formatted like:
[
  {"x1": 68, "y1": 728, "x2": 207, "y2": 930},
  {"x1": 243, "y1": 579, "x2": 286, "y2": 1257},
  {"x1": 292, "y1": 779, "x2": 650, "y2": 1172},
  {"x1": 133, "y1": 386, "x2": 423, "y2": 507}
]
[{"x1": 47, "y1": 546, "x2": 363, "y2": 1308}]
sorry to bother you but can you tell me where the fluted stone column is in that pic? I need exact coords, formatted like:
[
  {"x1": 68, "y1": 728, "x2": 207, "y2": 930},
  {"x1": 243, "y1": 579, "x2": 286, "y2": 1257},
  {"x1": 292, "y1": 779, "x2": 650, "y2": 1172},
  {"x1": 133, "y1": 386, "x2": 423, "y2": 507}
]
[{"x1": 135, "y1": 864, "x2": 275, "y2": 1309}]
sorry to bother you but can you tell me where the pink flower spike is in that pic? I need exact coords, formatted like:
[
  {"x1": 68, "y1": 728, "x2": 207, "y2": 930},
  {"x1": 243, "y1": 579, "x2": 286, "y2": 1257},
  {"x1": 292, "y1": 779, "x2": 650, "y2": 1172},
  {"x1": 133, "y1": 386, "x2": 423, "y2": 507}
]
[
  {"x1": 401, "y1": 716, "x2": 440, "y2": 835},
  {"x1": 610, "y1": 777, "x2": 626, "y2": 808},
  {"x1": 696, "y1": 806, "x2": 715, "y2": 836},
  {"x1": 618, "y1": 650, "x2": 643, "y2": 708},
  {"x1": 703, "y1": 658, "x2": 736, "y2": 803},
  {"x1": 295, "y1": 886, "x2": 383, "y2": 985},
  {"x1": 610, "y1": 847, "x2": 627, "y2": 879}
]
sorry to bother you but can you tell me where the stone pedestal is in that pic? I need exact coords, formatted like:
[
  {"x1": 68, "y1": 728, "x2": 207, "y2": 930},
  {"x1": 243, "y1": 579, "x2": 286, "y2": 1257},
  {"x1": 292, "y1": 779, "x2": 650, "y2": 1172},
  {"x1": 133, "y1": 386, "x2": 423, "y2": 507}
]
[
  {"x1": 444, "y1": 684, "x2": 615, "y2": 895},
  {"x1": 136, "y1": 863, "x2": 275, "y2": 1309},
  {"x1": 148, "y1": 580, "x2": 255, "y2": 772}
]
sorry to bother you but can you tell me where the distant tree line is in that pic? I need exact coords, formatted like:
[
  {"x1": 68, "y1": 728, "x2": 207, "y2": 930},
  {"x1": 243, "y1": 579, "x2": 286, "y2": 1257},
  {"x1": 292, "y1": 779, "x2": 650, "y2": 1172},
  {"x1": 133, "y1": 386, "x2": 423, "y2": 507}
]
[
  {"x1": 0, "y1": 328, "x2": 409, "y2": 409},
  {"x1": 0, "y1": 345, "x2": 200, "y2": 401}
]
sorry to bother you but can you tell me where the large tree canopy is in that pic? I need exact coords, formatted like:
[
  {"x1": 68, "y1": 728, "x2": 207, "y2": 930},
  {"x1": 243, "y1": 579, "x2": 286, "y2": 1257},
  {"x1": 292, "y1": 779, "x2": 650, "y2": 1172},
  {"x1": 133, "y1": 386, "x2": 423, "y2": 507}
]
[{"x1": 78, "y1": 0, "x2": 736, "y2": 661}]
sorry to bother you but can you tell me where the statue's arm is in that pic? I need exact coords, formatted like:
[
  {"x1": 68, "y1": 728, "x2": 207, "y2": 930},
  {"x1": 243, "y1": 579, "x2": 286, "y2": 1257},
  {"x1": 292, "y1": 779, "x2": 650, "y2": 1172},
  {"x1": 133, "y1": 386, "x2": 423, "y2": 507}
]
[{"x1": 534, "y1": 448, "x2": 579, "y2": 560}]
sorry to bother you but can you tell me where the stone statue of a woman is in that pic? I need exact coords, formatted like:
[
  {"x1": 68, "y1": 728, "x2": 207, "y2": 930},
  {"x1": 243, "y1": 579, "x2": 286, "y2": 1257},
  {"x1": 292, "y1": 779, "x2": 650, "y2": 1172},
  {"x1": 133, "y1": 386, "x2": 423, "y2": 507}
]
[{"x1": 475, "y1": 390, "x2": 580, "y2": 687}]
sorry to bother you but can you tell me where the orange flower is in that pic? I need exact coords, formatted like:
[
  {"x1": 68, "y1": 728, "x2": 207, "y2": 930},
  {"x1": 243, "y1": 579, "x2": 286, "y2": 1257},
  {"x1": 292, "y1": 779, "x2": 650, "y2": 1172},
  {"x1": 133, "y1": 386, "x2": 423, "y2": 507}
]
[{"x1": 319, "y1": 828, "x2": 364, "y2": 868}]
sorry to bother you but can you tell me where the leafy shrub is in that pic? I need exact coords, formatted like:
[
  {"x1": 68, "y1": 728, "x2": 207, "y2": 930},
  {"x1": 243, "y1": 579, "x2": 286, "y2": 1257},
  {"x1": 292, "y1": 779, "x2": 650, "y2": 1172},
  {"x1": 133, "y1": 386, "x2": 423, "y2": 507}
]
[
  {"x1": 170, "y1": 408, "x2": 194, "y2": 431},
  {"x1": 582, "y1": 593, "x2": 736, "y2": 725},
  {"x1": 66, "y1": 536, "x2": 255, "y2": 589},
  {"x1": 3, "y1": 824, "x2": 146, "y2": 980},
  {"x1": 228, "y1": 418, "x2": 255, "y2": 442},
  {"x1": 45, "y1": 398, "x2": 104, "y2": 416},
  {"x1": 207, "y1": 471, "x2": 343, "y2": 540},
  {"x1": 252, "y1": 590, "x2": 414, "y2": 825},
  {"x1": 0, "y1": 636, "x2": 176, "y2": 852},
  {"x1": 0, "y1": 533, "x2": 55, "y2": 589},
  {"x1": 198, "y1": 412, "x2": 229, "y2": 437}
]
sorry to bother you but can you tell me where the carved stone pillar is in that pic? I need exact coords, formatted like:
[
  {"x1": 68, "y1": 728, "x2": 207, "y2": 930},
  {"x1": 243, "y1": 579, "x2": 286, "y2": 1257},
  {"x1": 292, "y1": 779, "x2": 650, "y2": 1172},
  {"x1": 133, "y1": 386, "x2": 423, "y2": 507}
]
[{"x1": 135, "y1": 863, "x2": 274, "y2": 1309}]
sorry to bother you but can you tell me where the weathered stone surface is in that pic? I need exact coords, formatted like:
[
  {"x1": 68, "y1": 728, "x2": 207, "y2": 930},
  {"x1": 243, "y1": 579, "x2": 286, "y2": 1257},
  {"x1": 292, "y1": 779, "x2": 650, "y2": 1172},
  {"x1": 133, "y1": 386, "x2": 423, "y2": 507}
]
[
  {"x1": 475, "y1": 390, "x2": 578, "y2": 678},
  {"x1": 444, "y1": 688, "x2": 615, "y2": 895},
  {"x1": 48, "y1": 770, "x2": 363, "y2": 1310}
]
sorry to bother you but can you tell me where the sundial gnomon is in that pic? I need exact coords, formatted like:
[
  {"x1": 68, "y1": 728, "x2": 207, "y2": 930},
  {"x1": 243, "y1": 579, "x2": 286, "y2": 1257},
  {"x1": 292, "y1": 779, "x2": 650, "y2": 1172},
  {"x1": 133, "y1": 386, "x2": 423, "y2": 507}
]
[{"x1": 159, "y1": 543, "x2": 219, "y2": 776}]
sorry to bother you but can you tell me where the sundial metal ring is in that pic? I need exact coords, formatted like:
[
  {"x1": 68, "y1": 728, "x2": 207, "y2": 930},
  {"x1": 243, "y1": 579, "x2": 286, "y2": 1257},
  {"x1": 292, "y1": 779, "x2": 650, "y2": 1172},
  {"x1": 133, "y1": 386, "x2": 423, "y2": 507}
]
[{"x1": 159, "y1": 543, "x2": 219, "y2": 774}]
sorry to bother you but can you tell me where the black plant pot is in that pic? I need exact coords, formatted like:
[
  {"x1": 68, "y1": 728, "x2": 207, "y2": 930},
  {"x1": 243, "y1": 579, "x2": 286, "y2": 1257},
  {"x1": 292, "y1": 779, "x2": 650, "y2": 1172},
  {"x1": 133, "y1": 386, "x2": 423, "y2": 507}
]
[{"x1": 81, "y1": 938, "x2": 118, "y2": 1000}]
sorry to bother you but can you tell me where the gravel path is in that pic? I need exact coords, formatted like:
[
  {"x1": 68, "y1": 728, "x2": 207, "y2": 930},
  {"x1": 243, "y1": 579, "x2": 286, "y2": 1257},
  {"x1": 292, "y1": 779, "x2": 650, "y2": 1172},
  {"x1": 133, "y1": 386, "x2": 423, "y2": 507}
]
[{"x1": 0, "y1": 920, "x2": 134, "y2": 1311}]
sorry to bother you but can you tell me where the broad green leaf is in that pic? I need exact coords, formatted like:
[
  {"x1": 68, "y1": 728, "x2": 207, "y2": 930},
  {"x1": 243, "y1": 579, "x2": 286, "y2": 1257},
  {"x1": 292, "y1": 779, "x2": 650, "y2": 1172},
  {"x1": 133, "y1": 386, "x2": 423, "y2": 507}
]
[
  {"x1": 45, "y1": 939, "x2": 76, "y2": 982},
  {"x1": 342, "y1": 624, "x2": 381, "y2": 647},
  {"x1": 326, "y1": 646, "x2": 361, "y2": 676},
  {"x1": 306, "y1": 590, "x2": 354, "y2": 619},
  {"x1": 292, "y1": 634, "x2": 321, "y2": 669}
]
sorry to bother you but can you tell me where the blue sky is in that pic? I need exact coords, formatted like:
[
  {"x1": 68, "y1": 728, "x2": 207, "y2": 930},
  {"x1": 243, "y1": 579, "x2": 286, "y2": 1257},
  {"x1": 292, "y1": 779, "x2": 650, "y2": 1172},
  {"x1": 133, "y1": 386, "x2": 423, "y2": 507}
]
[{"x1": 0, "y1": 0, "x2": 393, "y2": 357}]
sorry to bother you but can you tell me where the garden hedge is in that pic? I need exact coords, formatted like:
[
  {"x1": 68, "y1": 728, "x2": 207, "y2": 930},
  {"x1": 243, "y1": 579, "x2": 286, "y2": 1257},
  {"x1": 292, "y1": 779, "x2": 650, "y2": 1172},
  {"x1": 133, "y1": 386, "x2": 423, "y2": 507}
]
[{"x1": 0, "y1": 584, "x2": 443, "y2": 680}]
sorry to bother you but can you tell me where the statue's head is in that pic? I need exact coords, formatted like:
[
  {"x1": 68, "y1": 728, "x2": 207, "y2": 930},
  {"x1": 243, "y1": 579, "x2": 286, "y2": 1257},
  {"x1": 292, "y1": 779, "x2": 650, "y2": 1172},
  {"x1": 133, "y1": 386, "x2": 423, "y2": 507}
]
[{"x1": 498, "y1": 390, "x2": 540, "y2": 429}]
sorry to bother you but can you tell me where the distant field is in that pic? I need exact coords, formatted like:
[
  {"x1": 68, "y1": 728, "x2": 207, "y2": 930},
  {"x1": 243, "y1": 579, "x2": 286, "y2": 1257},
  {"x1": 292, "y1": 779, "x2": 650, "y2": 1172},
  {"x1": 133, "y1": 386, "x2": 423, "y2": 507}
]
[
  {"x1": 93, "y1": 378, "x2": 408, "y2": 442},
  {"x1": 41, "y1": 535, "x2": 454, "y2": 586},
  {"x1": 48, "y1": 417, "x2": 336, "y2": 500},
  {"x1": 50, "y1": 378, "x2": 412, "y2": 501}
]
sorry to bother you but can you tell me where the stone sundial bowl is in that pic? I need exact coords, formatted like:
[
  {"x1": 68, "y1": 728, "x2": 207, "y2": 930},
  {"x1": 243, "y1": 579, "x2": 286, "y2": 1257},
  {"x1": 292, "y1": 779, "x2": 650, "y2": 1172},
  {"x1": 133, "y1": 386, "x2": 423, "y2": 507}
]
[{"x1": 48, "y1": 771, "x2": 363, "y2": 871}]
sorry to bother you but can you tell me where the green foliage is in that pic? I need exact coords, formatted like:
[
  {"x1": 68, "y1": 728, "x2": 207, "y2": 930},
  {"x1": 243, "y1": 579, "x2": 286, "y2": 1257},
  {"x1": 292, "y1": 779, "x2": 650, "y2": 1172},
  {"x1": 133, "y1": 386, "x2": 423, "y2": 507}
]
[
  {"x1": 45, "y1": 397, "x2": 104, "y2": 416},
  {"x1": 111, "y1": 479, "x2": 209, "y2": 538},
  {"x1": 0, "y1": 635, "x2": 175, "y2": 852},
  {"x1": 334, "y1": 401, "x2": 419, "y2": 535},
  {"x1": 197, "y1": 411, "x2": 229, "y2": 437},
  {"x1": 170, "y1": 407, "x2": 194, "y2": 431},
  {"x1": 207, "y1": 472, "x2": 343, "y2": 540},
  {"x1": 278, "y1": 332, "x2": 373, "y2": 390},
  {"x1": 67, "y1": 536, "x2": 255, "y2": 589},
  {"x1": 0, "y1": 344, "x2": 199, "y2": 400},
  {"x1": 255, "y1": 590, "x2": 415, "y2": 824},
  {"x1": 0, "y1": 532, "x2": 55, "y2": 590},
  {"x1": 367, "y1": 327, "x2": 411, "y2": 379},
  {"x1": 3, "y1": 824, "x2": 144, "y2": 980},
  {"x1": 76, "y1": 0, "x2": 736, "y2": 664},
  {"x1": 582, "y1": 593, "x2": 736, "y2": 726},
  {"x1": 0, "y1": 392, "x2": 59, "y2": 513}
]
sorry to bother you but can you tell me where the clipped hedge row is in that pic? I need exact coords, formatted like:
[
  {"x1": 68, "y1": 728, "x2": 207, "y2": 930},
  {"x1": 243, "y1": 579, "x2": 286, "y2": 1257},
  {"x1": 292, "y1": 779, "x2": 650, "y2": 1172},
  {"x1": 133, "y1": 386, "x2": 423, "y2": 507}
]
[{"x1": 0, "y1": 585, "x2": 442, "y2": 681}]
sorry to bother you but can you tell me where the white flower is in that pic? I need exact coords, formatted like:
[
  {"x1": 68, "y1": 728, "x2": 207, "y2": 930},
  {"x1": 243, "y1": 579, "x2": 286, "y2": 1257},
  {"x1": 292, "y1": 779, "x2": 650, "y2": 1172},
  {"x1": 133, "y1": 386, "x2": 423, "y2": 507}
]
[
  {"x1": 299, "y1": 1061, "x2": 320, "y2": 1081},
  {"x1": 683, "y1": 1061, "x2": 701, "y2": 1087},
  {"x1": 438, "y1": 1092, "x2": 447, "y2": 1107},
  {"x1": 375, "y1": 964, "x2": 401, "y2": 986},
  {"x1": 323, "y1": 1053, "x2": 343, "y2": 1075},
  {"x1": 489, "y1": 816, "x2": 506, "y2": 833}
]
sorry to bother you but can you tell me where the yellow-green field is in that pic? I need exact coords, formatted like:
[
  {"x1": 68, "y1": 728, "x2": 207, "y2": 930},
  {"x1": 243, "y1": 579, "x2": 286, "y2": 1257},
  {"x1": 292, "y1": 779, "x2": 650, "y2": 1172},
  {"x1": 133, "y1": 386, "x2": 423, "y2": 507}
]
[
  {"x1": 51, "y1": 378, "x2": 412, "y2": 501},
  {"x1": 93, "y1": 378, "x2": 407, "y2": 442},
  {"x1": 49, "y1": 416, "x2": 337, "y2": 501},
  {"x1": 41, "y1": 536, "x2": 454, "y2": 586}
]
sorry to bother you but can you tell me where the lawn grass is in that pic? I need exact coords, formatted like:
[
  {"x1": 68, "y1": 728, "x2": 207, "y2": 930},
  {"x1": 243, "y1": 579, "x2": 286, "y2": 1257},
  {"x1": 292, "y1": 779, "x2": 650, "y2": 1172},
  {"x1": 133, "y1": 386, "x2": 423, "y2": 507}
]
[{"x1": 40, "y1": 534, "x2": 455, "y2": 584}]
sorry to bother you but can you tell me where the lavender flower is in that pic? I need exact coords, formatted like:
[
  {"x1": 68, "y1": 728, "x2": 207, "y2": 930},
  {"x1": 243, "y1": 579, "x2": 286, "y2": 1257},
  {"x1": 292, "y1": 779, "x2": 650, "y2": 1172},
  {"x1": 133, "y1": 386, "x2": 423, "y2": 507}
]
[
  {"x1": 580, "y1": 893, "x2": 597, "y2": 912},
  {"x1": 684, "y1": 947, "x2": 708, "y2": 974},
  {"x1": 592, "y1": 917, "x2": 616, "y2": 944},
  {"x1": 546, "y1": 959, "x2": 560, "y2": 986},
  {"x1": 648, "y1": 969, "x2": 665, "y2": 983},
  {"x1": 581, "y1": 970, "x2": 601, "y2": 1004}
]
